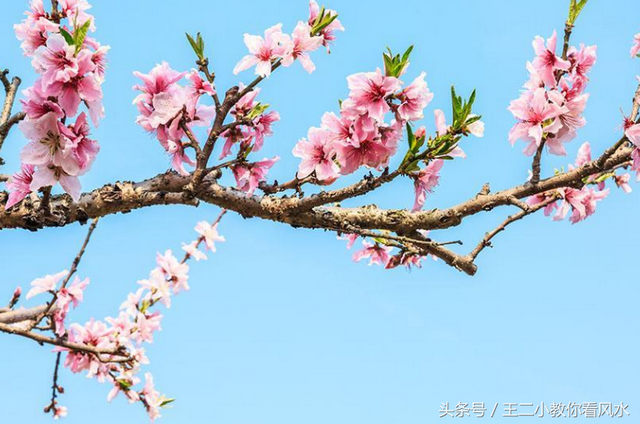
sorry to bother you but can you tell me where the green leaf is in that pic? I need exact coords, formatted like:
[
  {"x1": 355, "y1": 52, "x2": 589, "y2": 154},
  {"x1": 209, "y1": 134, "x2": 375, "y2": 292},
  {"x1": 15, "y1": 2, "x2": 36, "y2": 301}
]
[
  {"x1": 186, "y1": 33, "x2": 203, "y2": 60},
  {"x1": 567, "y1": 0, "x2": 589, "y2": 25},
  {"x1": 117, "y1": 379, "x2": 133, "y2": 389},
  {"x1": 247, "y1": 102, "x2": 270, "y2": 120},
  {"x1": 160, "y1": 398, "x2": 176, "y2": 408},
  {"x1": 59, "y1": 28, "x2": 74, "y2": 46},
  {"x1": 73, "y1": 19, "x2": 92, "y2": 55}
]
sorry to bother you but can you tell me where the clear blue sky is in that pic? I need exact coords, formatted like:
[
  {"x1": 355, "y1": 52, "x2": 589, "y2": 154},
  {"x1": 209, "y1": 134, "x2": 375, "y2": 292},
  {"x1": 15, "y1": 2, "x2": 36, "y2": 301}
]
[{"x1": 1, "y1": 0, "x2": 639, "y2": 422}]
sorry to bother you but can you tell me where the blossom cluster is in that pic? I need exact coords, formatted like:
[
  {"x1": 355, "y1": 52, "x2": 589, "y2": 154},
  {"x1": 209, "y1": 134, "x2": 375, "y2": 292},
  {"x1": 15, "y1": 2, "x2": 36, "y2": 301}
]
[
  {"x1": 133, "y1": 62, "x2": 215, "y2": 176},
  {"x1": 339, "y1": 231, "x2": 437, "y2": 271},
  {"x1": 526, "y1": 141, "x2": 633, "y2": 224},
  {"x1": 233, "y1": 1, "x2": 343, "y2": 77},
  {"x1": 509, "y1": 31, "x2": 596, "y2": 156},
  {"x1": 6, "y1": 0, "x2": 108, "y2": 208},
  {"x1": 21, "y1": 218, "x2": 225, "y2": 420}
]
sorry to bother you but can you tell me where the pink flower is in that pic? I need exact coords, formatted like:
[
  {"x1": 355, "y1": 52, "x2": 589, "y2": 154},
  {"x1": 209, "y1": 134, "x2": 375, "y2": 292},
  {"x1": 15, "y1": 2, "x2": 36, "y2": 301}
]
[
  {"x1": 181, "y1": 241, "x2": 207, "y2": 261},
  {"x1": 120, "y1": 288, "x2": 147, "y2": 317},
  {"x1": 252, "y1": 111, "x2": 280, "y2": 151},
  {"x1": 31, "y1": 33, "x2": 80, "y2": 85},
  {"x1": 234, "y1": 24, "x2": 289, "y2": 77},
  {"x1": 232, "y1": 157, "x2": 279, "y2": 194},
  {"x1": 219, "y1": 126, "x2": 252, "y2": 159},
  {"x1": 531, "y1": 31, "x2": 571, "y2": 88},
  {"x1": 141, "y1": 373, "x2": 163, "y2": 422},
  {"x1": 5, "y1": 164, "x2": 35, "y2": 209},
  {"x1": 352, "y1": 241, "x2": 391, "y2": 266},
  {"x1": 412, "y1": 159, "x2": 444, "y2": 211},
  {"x1": 625, "y1": 122, "x2": 640, "y2": 147},
  {"x1": 139, "y1": 269, "x2": 172, "y2": 308},
  {"x1": 552, "y1": 82, "x2": 588, "y2": 143},
  {"x1": 293, "y1": 127, "x2": 339, "y2": 181},
  {"x1": 630, "y1": 33, "x2": 640, "y2": 58},
  {"x1": 321, "y1": 111, "x2": 353, "y2": 144},
  {"x1": 20, "y1": 78, "x2": 65, "y2": 119},
  {"x1": 281, "y1": 21, "x2": 323, "y2": 73},
  {"x1": 194, "y1": 221, "x2": 226, "y2": 252},
  {"x1": 57, "y1": 276, "x2": 89, "y2": 309},
  {"x1": 466, "y1": 114, "x2": 485, "y2": 137},
  {"x1": 19, "y1": 113, "x2": 72, "y2": 171},
  {"x1": 334, "y1": 115, "x2": 392, "y2": 174},
  {"x1": 397, "y1": 72, "x2": 433, "y2": 121},
  {"x1": 308, "y1": 1, "x2": 344, "y2": 51},
  {"x1": 186, "y1": 69, "x2": 215, "y2": 97},
  {"x1": 53, "y1": 406, "x2": 68, "y2": 420},
  {"x1": 631, "y1": 148, "x2": 640, "y2": 181},
  {"x1": 46, "y1": 50, "x2": 103, "y2": 120},
  {"x1": 567, "y1": 44, "x2": 597, "y2": 92},
  {"x1": 573, "y1": 141, "x2": 592, "y2": 168},
  {"x1": 14, "y1": 15, "x2": 58, "y2": 57},
  {"x1": 59, "y1": 0, "x2": 95, "y2": 32},
  {"x1": 133, "y1": 62, "x2": 186, "y2": 101},
  {"x1": 385, "y1": 252, "x2": 424, "y2": 270},
  {"x1": 107, "y1": 372, "x2": 140, "y2": 403},
  {"x1": 337, "y1": 233, "x2": 358, "y2": 249},
  {"x1": 554, "y1": 186, "x2": 609, "y2": 224},
  {"x1": 90, "y1": 42, "x2": 110, "y2": 83},
  {"x1": 508, "y1": 87, "x2": 569, "y2": 155},
  {"x1": 26, "y1": 270, "x2": 68, "y2": 299},
  {"x1": 60, "y1": 112, "x2": 100, "y2": 172},
  {"x1": 156, "y1": 250, "x2": 189, "y2": 294},
  {"x1": 163, "y1": 139, "x2": 195, "y2": 176},
  {"x1": 614, "y1": 173, "x2": 632, "y2": 194},
  {"x1": 346, "y1": 69, "x2": 400, "y2": 121},
  {"x1": 64, "y1": 320, "x2": 116, "y2": 379},
  {"x1": 134, "y1": 311, "x2": 163, "y2": 344},
  {"x1": 434, "y1": 109, "x2": 449, "y2": 137},
  {"x1": 31, "y1": 166, "x2": 82, "y2": 201}
]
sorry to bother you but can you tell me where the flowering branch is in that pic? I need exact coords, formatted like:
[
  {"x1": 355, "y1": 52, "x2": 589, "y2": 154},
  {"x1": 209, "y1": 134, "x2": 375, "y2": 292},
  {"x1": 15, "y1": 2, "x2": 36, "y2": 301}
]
[{"x1": 2, "y1": 0, "x2": 640, "y2": 420}]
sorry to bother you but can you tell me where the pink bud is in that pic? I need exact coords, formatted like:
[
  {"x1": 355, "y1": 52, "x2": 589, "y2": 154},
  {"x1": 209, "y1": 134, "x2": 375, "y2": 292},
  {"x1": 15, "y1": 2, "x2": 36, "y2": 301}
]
[{"x1": 415, "y1": 126, "x2": 426, "y2": 139}]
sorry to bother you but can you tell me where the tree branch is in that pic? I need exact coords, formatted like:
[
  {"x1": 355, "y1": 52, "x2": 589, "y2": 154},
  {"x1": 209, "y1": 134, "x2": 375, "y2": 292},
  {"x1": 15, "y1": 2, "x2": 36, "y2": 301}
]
[{"x1": 467, "y1": 196, "x2": 559, "y2": 261}]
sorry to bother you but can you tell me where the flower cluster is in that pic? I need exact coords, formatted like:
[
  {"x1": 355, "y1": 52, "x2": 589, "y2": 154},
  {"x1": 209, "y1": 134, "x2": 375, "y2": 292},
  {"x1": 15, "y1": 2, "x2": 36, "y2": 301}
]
[
  {"x1": 293, "y1": 69, "x2": 433, "y2": 183},
  {"x1": 339, "y1": 230, "x2": 438, "y2": 271},
  {"x1": 133, "y1": 63, "x2": 215, "y2": 175},
  {"x1": 6, "y1": 0, "x2": 107, "y2": 208},
  {"x1": 233, "y1": 1, "x2": 342, "y2": 77},
  {"x1": 526, "y1": 141, "x2": 635, "y2": 224},
  {"x1": 19, "y1": 218, "x2": 224, "y2": 421},
  {"x1": 631, "y1": 32, "x2": 640, "y2": 58},
  {"x1": 26, "y1": 270, "x2": 89, "y2": 336},
  {"x1": 509, "y1": 31, "x2": 596, "y2": 156},
  {"x1": 624, "y1": 114, "x2": 640, "y2": 182}
]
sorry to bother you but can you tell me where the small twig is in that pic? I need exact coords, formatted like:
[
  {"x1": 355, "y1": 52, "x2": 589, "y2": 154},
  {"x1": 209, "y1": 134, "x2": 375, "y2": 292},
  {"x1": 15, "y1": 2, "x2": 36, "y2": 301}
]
[
  {"x1": 196, "y1": 58, "x2": 221, "y2": 108},
  {"x1": 561, "y1": 22, "x2": 573, "y2": 60},
  {"x1": 44, "y1": 352, "x2": 63, "y2": 416},
  {"x1": 468, "y1": 196, "x2": 558, "y2": 261},
  {"x1": 0, "y1": 68, "x2": 24, "y2": 159},
  {"x1": 31, "y1": 219, "x2": 99, "y2": 329},
  {"x1": 180, "y1": 121, "x2": 202, "y2": 155},
  {"x1": 40, "y1": 186, "x2": 53, "y2": 214},
  {"x1": 530, "y1": 140, "x2": 546, "y2": 184},
  {"x1": 181, "y1": 209, "x2": 226, "y2": 263},
  {"x1": 260, "y1": 175, "x2": 315, "y2": 195},
  {"x1": 0, "y1": 321, "x2": 130, "y2": 360}
]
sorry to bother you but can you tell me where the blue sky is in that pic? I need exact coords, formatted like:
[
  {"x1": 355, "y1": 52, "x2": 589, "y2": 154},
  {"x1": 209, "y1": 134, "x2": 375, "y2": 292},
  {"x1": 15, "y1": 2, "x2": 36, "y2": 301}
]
[{"x1": 1, "y1": 0, "x2": 639, "y2": 422}]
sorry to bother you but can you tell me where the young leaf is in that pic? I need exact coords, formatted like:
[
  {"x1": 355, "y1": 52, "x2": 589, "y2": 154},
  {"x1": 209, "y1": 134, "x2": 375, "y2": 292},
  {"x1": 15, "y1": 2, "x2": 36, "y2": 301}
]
[
  {"x1": 186, "y1": 32, "x2": 204, "y2": 60},
  {"x1": 73, "y1": 19, "x2": 92, "y2": 55},
  {"x1": 59, "y1": 28, "x2": 74, "y2": 46}
]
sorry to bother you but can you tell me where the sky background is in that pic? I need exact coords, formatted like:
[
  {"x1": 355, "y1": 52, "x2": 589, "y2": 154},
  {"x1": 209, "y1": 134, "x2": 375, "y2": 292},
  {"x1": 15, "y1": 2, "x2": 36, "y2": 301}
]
[{"x1": 1, "y1": 0, "x2": 639, "y2": 422}]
